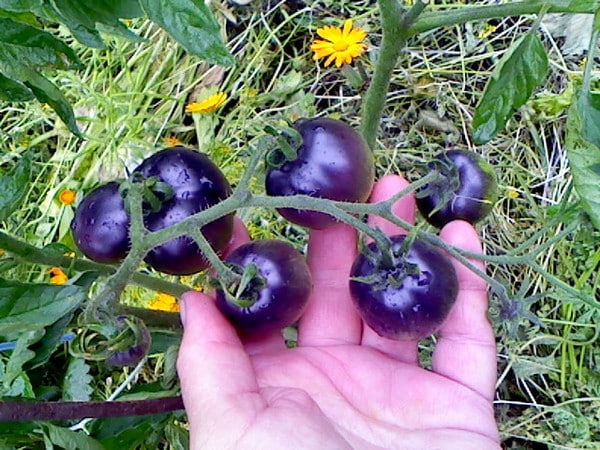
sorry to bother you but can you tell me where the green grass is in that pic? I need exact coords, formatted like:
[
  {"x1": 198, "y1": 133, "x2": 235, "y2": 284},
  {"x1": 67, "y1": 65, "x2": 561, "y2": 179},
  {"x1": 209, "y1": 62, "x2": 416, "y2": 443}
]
[{"x1": 1, "y1": 1, "x2": 599, "y2": 448}]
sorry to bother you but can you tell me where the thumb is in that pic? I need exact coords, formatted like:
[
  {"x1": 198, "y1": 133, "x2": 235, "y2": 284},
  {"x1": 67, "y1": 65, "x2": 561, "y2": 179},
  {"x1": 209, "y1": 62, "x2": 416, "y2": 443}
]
[{"x1": 177, "y1": 291, "x2": 264, "y2": 428}]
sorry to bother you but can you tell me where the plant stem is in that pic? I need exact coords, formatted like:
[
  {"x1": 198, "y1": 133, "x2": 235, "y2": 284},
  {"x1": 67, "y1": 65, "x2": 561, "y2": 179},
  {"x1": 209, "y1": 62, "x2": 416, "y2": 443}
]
[
  {"x1": 360, "y1": 0, "x2": 428, "y2": 149},
  {"x1": 407, "y1": 0, "x2": 600, "y2": 36}
]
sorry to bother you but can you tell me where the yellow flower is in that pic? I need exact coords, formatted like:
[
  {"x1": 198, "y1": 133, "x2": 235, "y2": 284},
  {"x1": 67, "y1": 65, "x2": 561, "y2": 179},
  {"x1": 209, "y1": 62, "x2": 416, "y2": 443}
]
[
  {"x1": 162, "y1": 136, "x2": 183, "y2": 147},
  {"x1": 58, "y1": 189, "x2": 76, "y2": 205},
  {"x1": 48, "y1": 267, "x2": 68, "y2": 284},
  {"x1": 185, "y1": 92, "x2": 227, "y2": 114},
  {"x1": 506, "y1": 188, "x2": 520, "y2": 199},
  {"x1": 149, "y1": 293, "x2": 180, "y2": 313},
  {"x1": 478, "y1": 24, "x2": 497, "y2": 39},
  {"x1": 310, "y1": 19, "x2": 367, "y2": 68}
]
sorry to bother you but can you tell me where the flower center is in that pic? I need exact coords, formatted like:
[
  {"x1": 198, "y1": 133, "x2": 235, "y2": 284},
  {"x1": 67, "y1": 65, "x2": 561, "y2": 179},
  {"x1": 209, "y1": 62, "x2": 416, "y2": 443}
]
[{"x1": 333, "y1": 41, "x2": 349, "y2": 52}]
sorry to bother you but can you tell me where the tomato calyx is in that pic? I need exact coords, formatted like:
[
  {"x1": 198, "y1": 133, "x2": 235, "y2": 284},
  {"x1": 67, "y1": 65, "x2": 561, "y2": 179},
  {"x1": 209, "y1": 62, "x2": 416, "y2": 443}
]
[
  {"x1": 263, "y1": 121, "x2": 303, "y2": 169},
  {"x1": 351, "y1": 235, "x2": 421, "y2": 291},
  {"x1": 415, "y1": 156, "x2": 460, "y2": 218},
  {"x1": 70, "y1": 315, "x2": 151, "y2": 368},
  {"x1": 211, "y1": 263, "x2": 267, "y2": 308},
  {"x1": 122, "y1": 173, "x2": 174, "y2": 214}
]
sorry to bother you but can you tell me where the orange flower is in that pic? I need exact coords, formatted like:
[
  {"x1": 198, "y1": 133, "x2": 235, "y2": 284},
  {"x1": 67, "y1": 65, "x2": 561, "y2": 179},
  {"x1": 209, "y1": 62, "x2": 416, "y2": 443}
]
[
  {"x1": 58, "y1": 189, "x2": 76, "y2": 205},
  {"x1": 185, "y1": 92, "x2": 228, "y2": 114},
  {"x1": 310, "y1": 19, "x2": 368, "y2": 68},
  {"x1": 48, "y1": 267, "x2": 68, "y2": 284},
  {"x1": 163, "y1": 136, "x2": 183, "y2": 147},
  {"x1": 149, "y1": 293, "x2": 180, "y2": 312}
]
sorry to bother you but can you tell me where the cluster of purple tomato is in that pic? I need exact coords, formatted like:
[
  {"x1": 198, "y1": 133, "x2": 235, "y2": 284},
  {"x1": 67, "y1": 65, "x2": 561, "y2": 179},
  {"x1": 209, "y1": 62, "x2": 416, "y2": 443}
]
[{"x1": 71, "y1": 117, "x2": 497, "y2": 340}]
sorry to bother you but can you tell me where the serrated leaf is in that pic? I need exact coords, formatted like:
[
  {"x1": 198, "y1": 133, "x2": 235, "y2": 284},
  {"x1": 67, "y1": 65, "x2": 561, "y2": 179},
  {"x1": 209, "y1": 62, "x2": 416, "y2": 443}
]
[
  {"x1": 565, "y1": 89, "x2": 600, "y2": 229},
  {"x1": 0, "y1": 17, "x2": 81, "y2": 70},
  {"x1": 63, "y1": 358, "x2": 93, "y2": 401},
  {"x1": 140, "y1": 0, "x2": 235, "y2": 66},
  {"x1": 20, "y1": 67, "x2": 82, "y2": 137},
  {"x1": 0, "y1": 155, "x2": 31, "y2": 223},
  {"x1": 4, "y1": 330, "x2": 41, "y2": 392},
  {"x1": 91, "y1": 413, "x2": 171, "y2": 450},
  {"x1": 0, "y1": 278, "x2": 86, "y2": 335},
  {"x1": 38, "y1": 423, "x2": 105, "y2": 450},
  {"x1": 472, "y1": 31, "x2": 548, "y2": 144},
  {"x1": 0, "y1": 72, "x2": 34, "y2": 101}
]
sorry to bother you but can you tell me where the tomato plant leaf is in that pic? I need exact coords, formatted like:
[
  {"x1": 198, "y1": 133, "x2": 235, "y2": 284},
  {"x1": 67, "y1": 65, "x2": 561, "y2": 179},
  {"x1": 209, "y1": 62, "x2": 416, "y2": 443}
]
[
  {"x1": 472, "y1": 31, "x2": 548, "y2": 145},
  {"x1": 0, "y1": 278, "x2": 86, "y2": 335},
  {"x1": 27, "y1": 313, "x2": 74, "y2": 369},
  {"x1": 0, "y1": 359, "x2": 35, "y2": 398},
  {"x1": 3, "y1": 330, "x2": 41, "y2": 396},
  {"x1": 0, "y1": 0, "x2": 41, "y2": 11},
  {"x1": 0, "y1": 155, "x2": 31, "y2": 223},
  {"x1": 565, "y1": 88, "x2": 600, "y2": 229},
  {"x1": 0, "y1": 17, "x2": 81, "y2": 69},
  {"x1": 63, "y1": 357, "x2": 93, "y2": 402},
  {"x1": 38, "y1": 423, "x2": 105, "y2": 450},
  {"x1": 91, "y1": 412, "x2": 173, "y2": 449},
  {"x1": 20, "y1": 67, "x2": 82, "y2": 137},
  {"x1": 0, "y1": 73, "x2": 34, "y2": 101},
  {"x1": 139, "y1": 0, "x2": 235, "y2": 66}
]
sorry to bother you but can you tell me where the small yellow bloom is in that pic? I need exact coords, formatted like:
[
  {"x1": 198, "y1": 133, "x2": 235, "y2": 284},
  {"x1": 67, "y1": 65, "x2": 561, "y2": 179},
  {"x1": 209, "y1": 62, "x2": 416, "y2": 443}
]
[
  {"x1": 185, "y1": 92, "x2": 228, "y2": 114},
  {"x1": 149, "y1": 293, "x2": 180, "y2": 313},
  {"x1": 506, "y1": 188, "x2": 520, "y2": 199},
  {"x1": 163, "y1": 136, "x2": 183, "y2": 147},
  {"x1": 478, "y1": 24, "x2": 497, "y2": 40},
  {"x1": 58, "y1": 189, "x2": 76, "y2": 205},
  {"x1": 310, "y1": 19, "x2": 368, "y2": 68},
  {"x1": 48, "y1": 267, "x2": 68, "y2": 285},
  {"x1": 0, "y1": 249, "x2": 4, "y2": 256}
]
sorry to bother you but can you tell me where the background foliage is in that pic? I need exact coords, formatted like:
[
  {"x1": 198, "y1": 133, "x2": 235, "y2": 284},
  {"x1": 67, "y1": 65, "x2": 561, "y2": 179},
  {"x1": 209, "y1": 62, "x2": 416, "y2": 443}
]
[{"x1": 0, "y1": 0, "x2": 599, "y2": 448}]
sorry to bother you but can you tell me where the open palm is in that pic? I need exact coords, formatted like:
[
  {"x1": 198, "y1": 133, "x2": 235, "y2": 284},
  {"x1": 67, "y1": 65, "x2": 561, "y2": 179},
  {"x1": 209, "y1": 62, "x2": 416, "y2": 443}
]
[{"x1": 177, "y1": 175, "x2": 501, "y2": 449}]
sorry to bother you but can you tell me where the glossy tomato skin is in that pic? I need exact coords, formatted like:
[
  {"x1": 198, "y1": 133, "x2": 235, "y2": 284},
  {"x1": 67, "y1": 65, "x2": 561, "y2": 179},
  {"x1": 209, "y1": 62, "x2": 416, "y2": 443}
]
[
  {"x1": 349, "y1": 235, "x2": 458, "y2": 340},
  {"x1": 416, "y1": 149, "x2": 498, "y2": 228},
  {"x1": 134, "y1": 147, "x2": 234, "y2": 275},
  {"x1": 215, "y1": 240, "x2": 312, "y2": 335},
  {"x1": 71, "y1": 182, "x2": 130, "y2": 263},
  {"x1": 265, "y1": 117, "x2": 374, "y2": 229}
]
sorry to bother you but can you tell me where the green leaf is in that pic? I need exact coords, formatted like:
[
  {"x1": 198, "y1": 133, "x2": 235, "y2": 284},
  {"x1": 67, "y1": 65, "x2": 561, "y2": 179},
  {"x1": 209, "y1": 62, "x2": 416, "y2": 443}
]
[
  {"x1": 27, "y1": 313, "x2": 74, "y2": 369},
  {"x1": 0, "y1": 0, "x2": 41, "y2": 11},
  {"x1": 472, "y1": 31, "x2": 548, "y2": 144},
  {"x1": 0, "y1": 72, "x2": 34, "y2": 101},
  {"x1": 565, "y1": 89, "x2": 600, "y2": 229},
  {"x1": 62, "y1": 358, "x2": 93, "y2": 401},
  {"x1": 38, "y1": 423, "x2": 105, "y2": 450},
  {"x1": 91, "y1": 413, "x2": 172, "y2": 449},
  {"x1": 0, "y1": 155, "x2": 31, "y2": 223},
  {"x1": 140, "y1": 0, "x2": 234, "y2": 66},
  {"x1": 0, "y1": 17, "x2": 81, "y2": 69},
  {"x1": 4, "y1": 330, "x2": 41, "y2": 388},
  {"x1": 43, "y1": 0, "x2": 145, "y2": 48},
  {"x1": 0, "y1": 359, "x2": 34, "y2": 398},
  {"x1": 0, "y1": 278, "x2": 86, "y2": 335},
  {"x1": 21, "y1": 67, "x2": 82, "y2": 137}
]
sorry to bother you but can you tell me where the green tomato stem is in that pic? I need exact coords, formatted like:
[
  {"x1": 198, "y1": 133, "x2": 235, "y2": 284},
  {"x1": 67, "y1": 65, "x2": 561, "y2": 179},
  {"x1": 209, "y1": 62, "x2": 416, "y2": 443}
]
[
  {"x1": 360, "y1": 0, "x2": 428, "y2": 149},
  {"x1": 407, "y1": 0, "x2": 600, "y2": 36}
]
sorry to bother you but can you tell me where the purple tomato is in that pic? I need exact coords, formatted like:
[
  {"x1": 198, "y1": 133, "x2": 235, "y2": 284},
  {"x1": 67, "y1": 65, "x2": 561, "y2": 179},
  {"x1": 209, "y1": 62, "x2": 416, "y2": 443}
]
[
  {"x1": 214, "y1": 239, "x2": 312, "y2": 335},
  {"x1": 349, "y1": 235, "x2": 458, "y2": 340},
  {"x1": 265, "y1": 117, "x2": 374, "y2": 229}
]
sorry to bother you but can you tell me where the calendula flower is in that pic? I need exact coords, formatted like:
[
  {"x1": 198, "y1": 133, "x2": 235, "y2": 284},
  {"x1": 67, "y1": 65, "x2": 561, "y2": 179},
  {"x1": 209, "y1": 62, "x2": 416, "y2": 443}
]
[
  {"x1": 310, "y1": 19, "x2": 367, "y2": 68},
  {"x1": 58, "y1": 189, "x2": 76, "y2": 205},
  {"x1": 149, "y1": 292, "x2": 180, "y2": 313},
  {"x1": 48, "y1": 267, "x2": 68, "y2": 284},
  {"x1": 163, "y1": 136, "x2": 183, "y2": 147},
  {"x1": 185, "y1": 92, "x2": 228, "y2": 114}
]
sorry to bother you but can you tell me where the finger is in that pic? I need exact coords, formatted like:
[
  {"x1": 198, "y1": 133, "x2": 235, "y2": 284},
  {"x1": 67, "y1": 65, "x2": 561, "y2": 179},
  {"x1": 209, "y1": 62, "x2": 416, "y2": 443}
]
[
  {"x1": 176, "y1": 291, "x2": 265, "y2": 432},
  {"x1": 221, "y1": 217, "x2": 287, "y2": 354},
  {"x1": 360, "y1": 175, "x2": 420, "y2": 364},
  {"x1": 432, "y1": 221, "x2": 497, "y2": 400},
  {"x1": 298, "y1": 222, "x2": 362, "y2": 346}
]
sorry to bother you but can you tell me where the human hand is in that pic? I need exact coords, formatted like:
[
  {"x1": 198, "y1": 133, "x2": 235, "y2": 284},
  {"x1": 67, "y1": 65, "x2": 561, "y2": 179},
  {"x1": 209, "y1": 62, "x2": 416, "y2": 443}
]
[{"x1": 177, "y1": 175, "x2": 501, "y2": 449}]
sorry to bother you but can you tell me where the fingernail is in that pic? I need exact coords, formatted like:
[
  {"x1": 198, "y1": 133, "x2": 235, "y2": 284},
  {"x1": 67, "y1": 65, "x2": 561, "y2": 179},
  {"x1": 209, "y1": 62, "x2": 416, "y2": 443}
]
[{"x1": 179, "y1": 296, "x2": 187, "y2": 327}]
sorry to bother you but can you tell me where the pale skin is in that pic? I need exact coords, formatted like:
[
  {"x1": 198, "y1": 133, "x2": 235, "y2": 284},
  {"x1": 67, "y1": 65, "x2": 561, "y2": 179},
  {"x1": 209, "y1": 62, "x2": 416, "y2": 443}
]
[{"x1": 177, "y1": 175, "x2": 501, "y2": 449}]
